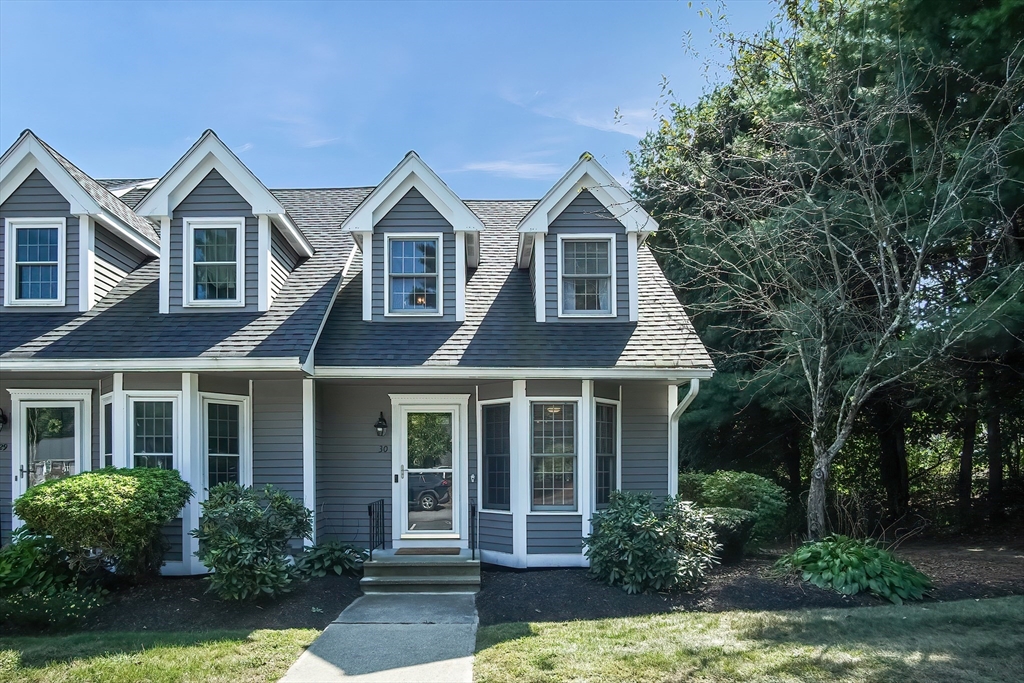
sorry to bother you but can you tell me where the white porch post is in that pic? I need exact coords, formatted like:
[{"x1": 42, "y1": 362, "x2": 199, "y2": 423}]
[
  {"x1": 182, "y1": 372, "x2": 203, "y2": 573},
  {"x1": 511, "y1": 380, "x2": 528, "y2": 566},
  {"x1": 112, "y1": 373, "x2": 127, "y2": 468},
  {"x1": 579, "y1": 380, "x2": 593, "y2": 532},
  {"x1": 302, "y1": 378, "x2": 316, "y2": 546}
]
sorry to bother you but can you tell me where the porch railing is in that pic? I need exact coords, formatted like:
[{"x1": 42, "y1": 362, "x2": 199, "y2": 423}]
[
  {"x1": 469, "y1": 502, "x2": 478, "y2": 561},
  {"x1": 367, "y1": 498, "x2": 385, "y2": 561}
]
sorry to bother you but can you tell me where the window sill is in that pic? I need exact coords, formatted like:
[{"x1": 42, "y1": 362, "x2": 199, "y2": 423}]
[{"x1": 4, "y1": 299, "x2": 66, "y2": 307}]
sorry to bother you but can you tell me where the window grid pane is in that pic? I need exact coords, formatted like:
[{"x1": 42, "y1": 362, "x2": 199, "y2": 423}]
[
  {"x1": 562, "y1": 240, "x2": 612, "y2": 313},
  {"x1": 390, "y1": 276, "x2": 438, "y2": 311},
  {"x1": 532, "y1": 455, "x2": 575, "y2": 508},
  {"x1": 193, "y1": 227, "x2": 237, "y2": 264},
  {"x1": 208, "y1": 455, "x2": 240, "y2": 487},
  {"x1": 390, "y1": 239, "x2": 437, "y2": 275},
  {"x1": 595, "y1": 403, "x2": 617, "y2": 506},
  {"x1": 389, "y1": 239, "x2": 439, "y2": 312},
  {"x1": 532, "y1": 403, "x2": 575, "y2": 455},
  {"x1": 133, "y1": 401, "x2": 173, "y2": 469},
  {"x1": 563, "y1": 240, "x2": 609, "y2": 275},
  {"x1": 482, "y1": 404, "x2": 511, "y2": 510},
  {"x1": 194, "y1": 264, "x2": 237, "y2": 300},
  {"x1": 207, "y1": 403, "x2": 240, "y2": 455},
  {"x1": 531, "y1": 402, "x2": 576, "y2": 510},
  {"x1": 192, "y1": 227, "x2": 237, "y2": 301}
]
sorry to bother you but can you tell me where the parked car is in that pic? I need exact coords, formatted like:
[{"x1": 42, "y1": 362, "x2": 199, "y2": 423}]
[{"x1": 409, "y1": 471, "x2": 451, "y2": 511}]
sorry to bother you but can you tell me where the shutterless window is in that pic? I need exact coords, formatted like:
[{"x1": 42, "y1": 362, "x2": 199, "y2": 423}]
[
  {"x1": 482, "y1": 403, "x2": 511, "y2": 511},
  {"x1": 595, "y1": 403, "x2": 618, "y2": 507},
  {"x1": 192, "y1": 223, "x2": 239, "y2": 301},
  {"x1": 102, "y1": 399, "x2": 113, "y2": 468},
  {"x1": 14, "y1": 224, "x2": 60, "y2": 300},
  {"x1": 562, "y1": 239, "x2": 611, "y2": 314},
  {"x1": 531, "y1": 402, "x2": 576, "y2": 510},
  {"x1": 133, "y1": 401, "x2": 174, "y2": 469},
  {"x1": 206, "y1": 402, "x2": 241, "y2": 488},
  {"x1": 389, "y1": 238, "x2": 439, "y2": 313}
]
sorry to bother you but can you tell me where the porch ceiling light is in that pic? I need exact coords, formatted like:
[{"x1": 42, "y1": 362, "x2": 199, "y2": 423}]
[{"x1": 374, "y1": 412, "x2": 388, "y2": 437}]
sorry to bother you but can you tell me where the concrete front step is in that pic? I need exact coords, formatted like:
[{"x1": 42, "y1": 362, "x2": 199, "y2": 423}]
[
  {"x1": 360, "y1": 575, "x2": 481, "y2": 594},
  {"x1": 360, "y1": 548, "x2": 481, "y2": 594}
]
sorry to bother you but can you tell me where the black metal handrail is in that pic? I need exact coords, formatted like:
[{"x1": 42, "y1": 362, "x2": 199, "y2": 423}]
[
  {"x1": 469, "y1": 502, "x2": 478, "y2": 560},
  {"x1": 367, "y1": 498, "x2": 385, "y2": 561}
]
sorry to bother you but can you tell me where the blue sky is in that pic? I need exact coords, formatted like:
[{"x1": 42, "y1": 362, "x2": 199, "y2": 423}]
[{"x1": 0, "y1": 1, "x2": 775, "y2": 198}]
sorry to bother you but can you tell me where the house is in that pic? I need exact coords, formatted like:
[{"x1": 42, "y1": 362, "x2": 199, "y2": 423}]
[{"x1": 0, "y1": 130, "x2": 713, "y2": 576}]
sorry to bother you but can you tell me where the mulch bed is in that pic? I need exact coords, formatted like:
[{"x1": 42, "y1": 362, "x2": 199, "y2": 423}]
[{"x1": 475, "y1": 536, "x2": 1024, "y2": 626}]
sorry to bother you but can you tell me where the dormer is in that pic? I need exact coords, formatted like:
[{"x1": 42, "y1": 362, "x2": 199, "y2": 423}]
[
  {"x1": 341, "y1": 152, "x2": 484, "y2": 322},
  {"x1": 517, "y1": 153, "x2": 657, "y2": 323},
  {"x1": 0, "y1": 131, "x2": 160, "y2": 313},
  {"x1": 135, "y1": 130, "x2": 313, "y2": 314}
]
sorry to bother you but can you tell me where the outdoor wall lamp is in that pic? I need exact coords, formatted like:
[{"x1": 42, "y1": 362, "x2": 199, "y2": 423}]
[
  {"x1": 0, "y1": 407, "x2": 7, "y2": 433},
  {"x1": 374, "y1": 412, "x2": 388, "y2": 437}
]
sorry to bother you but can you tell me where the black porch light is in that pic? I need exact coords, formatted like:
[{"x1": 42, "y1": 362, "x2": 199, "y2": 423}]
[{"x1": 374, "y1": 412, "x2": 388, "y2": 437}]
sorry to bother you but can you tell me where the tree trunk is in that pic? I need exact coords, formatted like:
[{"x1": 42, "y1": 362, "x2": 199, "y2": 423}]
[
  {"x1": 959, "y1": 368, "x2": 980, "y2": 521},
  {"x1": 806, "y1": 444, "x2": 830, "y2": 540},
  {"x1": 987, "y1": 397, "x2": 1004, "y2": 522},
  {"x1": 875, "y1": 401, "x2": 910, "y2": 522}
]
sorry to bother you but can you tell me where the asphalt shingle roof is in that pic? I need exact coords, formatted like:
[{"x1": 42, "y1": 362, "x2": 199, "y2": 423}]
[{"x1": 1, "y1": 188, "x2": 711, "y2": 371}]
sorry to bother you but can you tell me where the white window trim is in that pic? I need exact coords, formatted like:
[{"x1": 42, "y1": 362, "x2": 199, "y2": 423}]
[
  {"x1": 593, "y1": 397, "x2": 622, "y2": 510},
  {"x1": 478, "y1": 397, "x2": 514, "y2": 514},
  {"x1": 7, "y1": 389, "x2": 93, "y2": 513},
  {"x1": 556, "y1": 233, "x2": 617, "y2": 318},
  {"x1": 126, "y1": 391, "x2": 181, "y2": 471},
  {"x1": 528, "y1": 396, "x2": 582, "y2": 513},
  {"x1": 383, "y1": 232, "x2": 444, "y2": 317},
  {"x1": 183, "y1": 217, "x2": 246, "y2": 308},
  {"x1": 200, "y1": 392, "x2": 252, "y2": 497},
  {"x1": 100, "y1": 392, "x2": 113, "y2": 468},
  {"x1": 3, "y1": 217, "x2": 67, "y2": 307}
]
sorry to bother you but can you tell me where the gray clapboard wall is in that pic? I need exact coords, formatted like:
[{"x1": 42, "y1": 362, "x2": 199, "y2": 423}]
[
  {"x1": 371, "y1": 188, "x2": 456, "y2": 321},
  {"x1": 0, "y1": 170, "x2": 80, "y2": 311},
  {"x1": 269, "y1": 224, "x2": 300, "y2": 302},
  {"x1": 526, "y1": 515, "x2": 583, "y2": 554},
  {"x1": 620, "y1": 382, "x2": 669, "y2": 498},
  {"x1": 252, "y1": 379, "x2": 304, "y2": 501},
  {"x1": 94, "y1": 225, "x2": 147, "y2": 302},
  {"x1": 315, "y1": 381, "x2": 476, "y2": 546},
  {"x1": 169, "y1": 169, "x2": 259, "y2": 313},
  {"x1": 163, "y1": 518, "x2": 184, "y2": 562},
  {"x1": 545, "y1": 191, "x2": 629, "y2": 322},
  {"x1": 479, "y1": 512, "x2": 513, "y2": 554}
]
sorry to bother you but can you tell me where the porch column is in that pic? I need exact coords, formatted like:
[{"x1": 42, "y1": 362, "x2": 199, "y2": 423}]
[
  {"x1": 303, "y1": 378, "x2": 316, "y2": 545},
  {"x1": 182, "y1": 372, "x2": 203, "y2": 574},
  {"x1": 511, "y1": 380, "x2": 528, "y2": 565}
]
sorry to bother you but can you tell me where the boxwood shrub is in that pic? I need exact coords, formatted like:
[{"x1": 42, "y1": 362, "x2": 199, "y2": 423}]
[
  {"x1": 13, "y1": 468, "x2": 193, "y2": 578},
  {"x1": 695, "y1": 471, "x2": 788, "y2": 542},
  {"x1": 776, "y1": 535, "x2": 932, "y2": 604},
  {"x1": 584, "y1": 491, "x2": 719, "y2": 594},
  {"x1": 704, "y1": 507, "x2": 758, "y2": 563}
]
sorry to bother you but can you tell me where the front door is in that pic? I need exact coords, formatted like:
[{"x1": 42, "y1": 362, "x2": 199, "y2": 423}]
[{"x1": 393, "y1": 397, "x2": 466, "y2": 541}]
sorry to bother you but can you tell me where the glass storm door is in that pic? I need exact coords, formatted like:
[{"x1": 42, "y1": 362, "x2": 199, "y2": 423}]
[
  {"x1": 20, "y1": 403, "x2": 80, "y2": 493},
  {"x1": 402, "y1": 409, "x2": 458, "y2": 536}
]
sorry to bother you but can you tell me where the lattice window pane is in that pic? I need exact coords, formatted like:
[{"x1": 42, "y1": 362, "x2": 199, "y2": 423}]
[
  {"x1": 563, "y1": 240, "x2": 609, "y2": 275},
  {"x1": 390, "y1": 239, "x2": 437, "y2": 275},
  {"x1": 390, "y1": 276, "x2": 438, "y2": 311},
  {"x1": 531, "y1": 402, "x2": 576, "y2": 510},
  {"x1": 562, "y1": 240, "x2": 612, "y2": 313},
  {"x1": 532, "y1": 403, "x2": 575, "y2": 455},
  {"x1": 194, "y1": 264, "x2": 237, "y2": 300},
  {"x1": 193, "y1": 227, "x2": 237, "y2": 263},
  {"x1": 531, "y1": 455, "x2": 575, "y2": 508},
  {"x1": 16, "y1": 227, "x2": 59, "y2": 262},
  {"x1": 208, "y1": 455, "x2": 240, "y2": 487},
  {"x1": 483, "y1": 403, "x2": 511, "y2": 510},
  {"x1": 133, "y1": 401, "x2": 173, "y2": 469}
]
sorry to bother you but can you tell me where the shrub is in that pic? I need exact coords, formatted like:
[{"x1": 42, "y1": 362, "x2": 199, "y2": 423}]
[
  {"x1": 13, "y1": 468, "x2": 193, "y2": 578},
  {"x1": 193, "y1": 483, "x2": 313, "y2": 601},
  {"x1": 700, "y1": 471, "x2": 788, "y2": 542},
  {"x1": 297, "y1": 541, "x2": 367, "y2": 577},
  {"x1": 0, "y1": 529, "x2": 105, "y2": 629},
  {"x1": 776, "y1": 535, "x2": 932, "y2": 605},
  {"x1": 677, "y1": 471, "x2": 708, "y2": 502},
  {"x1": 584, "y1": 491, "x2": 720, "y2": 594},
  {"x1": 704, "y1": 507, "x2": 758, "y2": 563}
]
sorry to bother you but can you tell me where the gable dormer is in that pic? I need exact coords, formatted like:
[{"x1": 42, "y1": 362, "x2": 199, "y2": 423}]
[
  {"x1": 517, "y1": 153, "x2": 657, "y2": 323},
  {"x1": 0, "y1": 131, "x2": 160, "y2": 313},
  {"x1": 341, "y1": 152, "x2": 484, "y2": 322},
  {"x1": 135, "y1": 130, "x2": 313, "y2": 314}
]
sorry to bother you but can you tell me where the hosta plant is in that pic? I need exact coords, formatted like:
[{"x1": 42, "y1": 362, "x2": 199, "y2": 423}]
[
  {"x1": 776, "y1": 535, "x2": 932, "y2": 605},
  {"x1": 297, "y1": 541, "x2": 367, "y2": 577}
]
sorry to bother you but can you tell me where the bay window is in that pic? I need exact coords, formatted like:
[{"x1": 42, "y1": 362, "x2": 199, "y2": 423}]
[
  {"x1": 482, "y1": 403, "x2": 511, "y2": 511},
  {"x1": 531, "y1": 401, "x2": 577, "y2": 510}
]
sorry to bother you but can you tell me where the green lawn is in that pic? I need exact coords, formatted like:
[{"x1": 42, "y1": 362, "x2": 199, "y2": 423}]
[
  {"x1": 0, "y1": 628, "x2": 318, "y2": 683},
  {"x1": 474, "y1": 596, "x2": 1024, "y2": 683}
]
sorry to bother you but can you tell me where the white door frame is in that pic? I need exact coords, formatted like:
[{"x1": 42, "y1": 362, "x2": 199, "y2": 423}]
[{"x1": 389, "y1": 393, "x2": 470, "y2": 547}]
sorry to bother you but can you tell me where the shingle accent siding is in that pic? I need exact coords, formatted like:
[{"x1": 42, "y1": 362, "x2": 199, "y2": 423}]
[
  {"x1": 526, "y1": 514, "x2": 583, "y2": 554},
  {"x1": 620, "y1": 382, "x2": 669, "y2": 499},
  {"x1": 0, "y1": 170, "x2": 80, "y2": 312},
  {"x1": 169, "y1": 169, "x2": 259, "y2": 313},
  {"x1": 252, "y1": 379, "x2": 304, "y2": 500},
  {"x1": 95, "y1": 225, "x2": 147, "y2": 302},
  {"x1": 371, "y1": 188, "x2": 456, "y2": 322},
  {"x1": 479, "y1": 512, "x2": 513, "y2": 554},
  {"x1": 545, "y1": 191, "x2": 629, "y2": 322},
  {"x1": 270, "y1": 224, "x2": 300, "y2": 302}
]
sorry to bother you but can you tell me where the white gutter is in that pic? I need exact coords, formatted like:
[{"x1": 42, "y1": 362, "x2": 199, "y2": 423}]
[
  {"x1": 671, "y1": 378, "x2": 701, "y2": 422},
  {"x1": 0, "y1": 357, "x2": 305, "y2": 373},
  {"x1": 314, "y1": 366, "x2": 715, "y2": 381}
]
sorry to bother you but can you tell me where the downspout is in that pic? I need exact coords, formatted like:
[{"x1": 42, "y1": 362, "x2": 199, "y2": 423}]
[{"x1": 671, "y1": 378, "x2": 701, "y2": 422}]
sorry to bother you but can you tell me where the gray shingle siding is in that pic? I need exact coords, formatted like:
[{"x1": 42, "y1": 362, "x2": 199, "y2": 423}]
[
  {"x1": 0, "y1": 170, "x2": 80, "y2": 312},
  {"x1": 94, "y1": 225, "x2": 147, "y2": 302},
  {"x1": 270, "y1": 224, "x2": 300, "y2": 302},
  {"x1": 545, "y1": 191, "x2": 629, "y2": 322},
  {"x1": 252, "y1": 379, "x2": 304, "y2": 501},
  {"x1": 162, "y1": 518, "x2": 184, "y2": 562},
  {"x1": 620, "y1": 382, "x2": 669, "y2": 499},
  {"x1": 169, "y1": 169, "x2": 259, "y2": 313},
  {"x1": 526, "y1": 514, "x2": 583, "y2": 554},
  {"x1": 371, "y1": 188, "x2": 456, "y2": 322},
  {"x1": 479, "y1": 512, "x2": 513, "y2": 554}
]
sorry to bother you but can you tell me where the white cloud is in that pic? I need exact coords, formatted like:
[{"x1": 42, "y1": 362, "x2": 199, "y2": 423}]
[
  {"x1": 301, "y1": 137, "x2": 341, "y2": 149},
  {"x1": 458, "y1": 160, "x2": 564, "y2": 180},
  {"x1": 498, "y1": 89, "x2": 651, "y2": 139},
  {"x1": 235, "y1": 142, "x2": 254, "y2": 153}
]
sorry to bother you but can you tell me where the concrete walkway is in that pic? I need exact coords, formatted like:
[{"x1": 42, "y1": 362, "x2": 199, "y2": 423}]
[{"x1": 279, "y1": 593, "x2": 478, "y2": 682}]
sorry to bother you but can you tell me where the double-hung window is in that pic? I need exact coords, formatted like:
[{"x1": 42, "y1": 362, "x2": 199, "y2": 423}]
[
  {"x1": 595, "y1": 403, "x2": 618, "y2": 507},
  {"x1": 203, "y1": 395, "x2": 249, "y2": 490},
  {"x1": 4, "y1": 218, "x2": 65, "y2": 305},
  {"x1": 131, "y1": 398, "x2": 176, "y2": 469},
  {"x1": 559, "y1": 237, "x2": 614, "y2": 316},
  {"x1": 184, "y1": 218, "x2": 244, "y2": 306},
  {"x1": 531, "y1": 402, "x2": 577, "y2": 510},
  {"x1": 482, "y1": 403, "x2": 511, "y2": 511},
  {"x1": 387, "y1": 235, "x2": 440, "y2": 314}
]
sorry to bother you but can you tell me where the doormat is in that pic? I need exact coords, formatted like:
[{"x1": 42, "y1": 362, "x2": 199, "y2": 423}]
[{"x1": 395, "y1": 547, "x2": 461, "y2": 556}]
